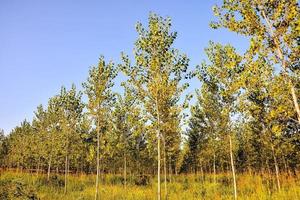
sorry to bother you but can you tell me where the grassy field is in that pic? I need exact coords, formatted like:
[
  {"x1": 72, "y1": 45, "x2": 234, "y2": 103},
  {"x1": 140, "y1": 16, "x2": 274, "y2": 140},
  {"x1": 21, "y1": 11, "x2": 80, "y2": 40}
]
[{"x1": 1, "y1": 171, "x2": 300, "y2": 200}]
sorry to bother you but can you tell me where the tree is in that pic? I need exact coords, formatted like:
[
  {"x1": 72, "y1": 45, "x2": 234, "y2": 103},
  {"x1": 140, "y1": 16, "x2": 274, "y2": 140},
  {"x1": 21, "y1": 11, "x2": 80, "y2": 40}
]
[
  {"x1": 186, "y1": 81, "x2": 225, "y2": 181},
  {"x1": 32, "y1": 104, "x2": 48, "y2": 176},
  {"x1": 196, "y1": 42, "x2": 243, "y2": 200},
  {"x1": 110, "y1": 83, "x2": 137, "y2": 187},
  {"x1": 121, "y1": 13, "x2": 189, "y2": 200},
  {"x1": 7, "y1": 120, "x2": 33, "y2": 171},
  {"x1": 0, "y1": 129, "x2": 8, "y2": 168},
  {"x1": 212, "y1": 0, "x2": 300, "y2": 122},
  {"x1": 83, "y1": 56, "x2": 117, "y2": 200},
  {"x1": 57, "y1": 85, "x2": 84, "y2": 194}
]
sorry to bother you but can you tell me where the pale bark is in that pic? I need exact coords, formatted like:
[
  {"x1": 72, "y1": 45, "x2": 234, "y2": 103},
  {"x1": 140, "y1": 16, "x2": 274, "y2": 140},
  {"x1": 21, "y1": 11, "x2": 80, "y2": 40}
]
[
  {"x1": 272, "y1": 146, "x2": 281, "y2": 191},
  {"x1": 168, "y1": 163, "x2": 172, "y2": 184},
  {"x1": 157, "y1": 133, "x2": 161, "y2": 200},
  {"x1": 163, "y1": 135, "x2": 167, "y2": 199},
  {"x1": 213, "y1": 152, "x2": 216, "y2": 184},
  {"x1": 124, "y1": 155, "x2": 127, "y2": 189},
  {"x1": 36, "y1": 157, "x2": 40, "y2": 176},
  {"x1": 262, "y1": 10, "x2": 300, "y2": 123},
  {"x1": 156, "y1": 97, "x2": 161, "y2": 200},
  {"x1": 47, "y1": 156, "x2": 51, "y2": 181},
  {"x1": 229, "y1": 135, "x2": 237, "y2": 200},
  {"x1": 64, "y1": 155, "x2": 68, "y2": 194},
  {"x1": 95, "y1": 120, "x2": 100, "y2": 200}
]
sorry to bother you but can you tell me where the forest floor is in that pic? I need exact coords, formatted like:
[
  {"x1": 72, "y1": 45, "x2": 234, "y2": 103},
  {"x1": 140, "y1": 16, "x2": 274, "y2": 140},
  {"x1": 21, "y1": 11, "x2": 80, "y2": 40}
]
[{"x1": 0, "y1": 171, "x2": 300, "y2": 200}]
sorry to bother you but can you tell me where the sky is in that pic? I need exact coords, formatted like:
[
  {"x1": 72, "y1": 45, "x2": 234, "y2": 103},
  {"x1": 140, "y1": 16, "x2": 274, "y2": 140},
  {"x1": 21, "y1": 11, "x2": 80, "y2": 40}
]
[{"x1": 0, "y1": 0, "x2": 249, "y2": 134}]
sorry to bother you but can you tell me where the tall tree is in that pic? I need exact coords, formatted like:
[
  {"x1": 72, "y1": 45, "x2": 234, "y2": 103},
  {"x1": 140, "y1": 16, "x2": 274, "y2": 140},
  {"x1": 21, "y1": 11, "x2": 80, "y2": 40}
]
[
  {"x1": 83, "y1": 56, "x2": 117, "y2": 200},
  {"x1": 32, "y1": 104, "x2": 48, "y2": 177},
  {"x1": 196, "y1": 42, "x2": 243, "y2": 200},
  {"x1": 0, "y1": 129, "x2": 8, "y2": 168},
  {"x1": 212, "y1": 0, "x2": 300, "y2": 122},
  {"x1": 58, "y1": 85, "x2": 84, "y2": 194},
  {"x1": 121, "y1": 13, "x2": 189, "y2": 200}
]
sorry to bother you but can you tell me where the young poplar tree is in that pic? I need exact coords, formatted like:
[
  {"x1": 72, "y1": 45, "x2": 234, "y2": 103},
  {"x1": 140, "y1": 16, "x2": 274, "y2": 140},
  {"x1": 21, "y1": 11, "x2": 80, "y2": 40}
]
[
  {"x1": 197, "y1": 42, "x2": 243, "y2": 200},
  {"x1": 121, "y1": 13, "x2": 189, "y2": 200},
  {"x1": 45, "y1": 97, "x2": 61, "y2": 181},
  {"x1": 7, "y1": 120, "x2": 32, "y2": 171},
  {"x1": 32, "y1": 105, "x2": 47, "y2": 176},
  {"x1": 110, "y1": 83, "x2": 138, "y2": 187},
  {"x1": 55, "y1": 85, "x2": 83, "y2": 194},
  {"x1": 236, "y1": 56, "x2": 274, "y2": 172},
  {"x1": 83, "y1": 56, "x2": 117, "y2": 200},
  {"x1": 212, "y1": 0, "x2": 300, "y2": 122},
  {"x1": 0, "y1": 129, "x2": 6, "y2": 168},
  {"x1": 187, "y1": 81, "x2": 224, "y2": 180}
]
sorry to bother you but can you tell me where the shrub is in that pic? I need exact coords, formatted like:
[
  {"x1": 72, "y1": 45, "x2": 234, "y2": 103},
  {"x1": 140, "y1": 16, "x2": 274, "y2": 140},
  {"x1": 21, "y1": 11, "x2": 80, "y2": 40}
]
[
  {"x1": 0, "y1": 179, "x2": 39, "y2": 200},
  {"x1": 36, "y1": 174, "x2": 64, "y2": 188}
]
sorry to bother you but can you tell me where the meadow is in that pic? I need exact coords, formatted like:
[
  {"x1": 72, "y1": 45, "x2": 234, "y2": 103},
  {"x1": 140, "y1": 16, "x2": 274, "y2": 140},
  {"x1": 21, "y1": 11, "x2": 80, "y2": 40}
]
[{"x1": 1, "y1": 171, "x2": 300, "y2": 200}]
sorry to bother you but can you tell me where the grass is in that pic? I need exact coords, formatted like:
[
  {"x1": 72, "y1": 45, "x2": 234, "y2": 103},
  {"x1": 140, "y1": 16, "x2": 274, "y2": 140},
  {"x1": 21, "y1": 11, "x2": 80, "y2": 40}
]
[{"x1": 0, "y1": 171, "x2": 300, "y2": 200}]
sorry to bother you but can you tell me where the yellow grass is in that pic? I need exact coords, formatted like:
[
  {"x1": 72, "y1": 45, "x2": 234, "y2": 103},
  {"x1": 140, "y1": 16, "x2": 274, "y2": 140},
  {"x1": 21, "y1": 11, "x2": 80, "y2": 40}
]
[{"x1": 1, "y1": 171, "x2": 300, "y2": 200}]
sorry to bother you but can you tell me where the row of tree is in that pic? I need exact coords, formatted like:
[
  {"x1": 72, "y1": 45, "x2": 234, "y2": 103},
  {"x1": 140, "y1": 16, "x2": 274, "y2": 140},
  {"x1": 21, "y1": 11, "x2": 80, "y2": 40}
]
[{"x1": 0, "y1": 1, "x2": 299, "y2": 200}]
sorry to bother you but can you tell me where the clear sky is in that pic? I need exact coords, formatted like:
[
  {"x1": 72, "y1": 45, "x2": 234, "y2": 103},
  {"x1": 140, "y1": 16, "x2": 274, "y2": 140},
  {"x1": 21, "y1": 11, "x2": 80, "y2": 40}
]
[{"x1": 0, "y1": 0, "x2": 248, "y2": 134}]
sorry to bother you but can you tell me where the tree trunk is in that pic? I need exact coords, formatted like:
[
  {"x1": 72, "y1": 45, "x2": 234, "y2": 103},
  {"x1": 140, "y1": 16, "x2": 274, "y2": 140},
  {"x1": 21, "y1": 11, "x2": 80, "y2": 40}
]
[
  {"x1": 47, "y1": 156, "x2": 52, "y2": 181},
  {"x1": 163, "y1": 136, "x2": 167, "y2": 199},
  {"x1": 213, "y1": 152, "x2": 216, "y2": 184},
  {"x1": 124, "y1": 155, "x2": 127, "y2": 189},
  {"x1": 95, "y1": 126, "x2": 100, "y2": 200},
  {"x1": 156, "y1": 96, "x2": 161, "y2": 200},
  {"x1": 290, "y1": 84, "x2": 300, "y2": 123},
  {"x1": 200, "y1": 163, "x2": 204, "y2": 182},
  {"x1": 64, "y1": 155, "x2": 68, "y2": 194},
  {"x1": 229, "y1": 135, "x2": 237, "y2": 200},
  {"x1": 157, "y1": 132, "x2": 161, "y2": 200},
  {"x1": 262, "y1": 10, "x2": 300, "y2": 123},
  {"x1": 36, "y1": 157, "x2": 40, "y2": 176},
  {"x1": 272, "y1": 146, "x2": 281, "y2": 191},
  {"x1": 168, "y1": 162, "x2": 172, "y2": 184},
  {"x1": 265, "y1": 159, "x2": 270, "y2": 175}
]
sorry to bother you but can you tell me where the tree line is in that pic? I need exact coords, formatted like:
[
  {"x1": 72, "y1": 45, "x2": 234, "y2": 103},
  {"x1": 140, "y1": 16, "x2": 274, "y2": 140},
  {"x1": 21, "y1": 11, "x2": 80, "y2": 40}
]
[{"x1": 0, "y1": 1, "x2": 299, "y2": 200}]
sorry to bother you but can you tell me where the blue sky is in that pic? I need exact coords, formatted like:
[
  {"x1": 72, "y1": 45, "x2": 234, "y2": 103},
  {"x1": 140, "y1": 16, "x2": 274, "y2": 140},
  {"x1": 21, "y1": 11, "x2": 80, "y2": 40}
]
[{"x1": 0, "y1": 0, "x2": 248, "y2": 134}]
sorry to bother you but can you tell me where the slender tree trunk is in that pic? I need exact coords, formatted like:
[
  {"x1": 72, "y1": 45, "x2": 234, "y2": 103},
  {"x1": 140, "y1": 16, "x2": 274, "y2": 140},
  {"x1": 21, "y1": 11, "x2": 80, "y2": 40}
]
[
  {"x1": 272, "y1": 146, "x2": 281, "y2": 191},
  {"x1": 36, "y1": 157, "x2": 40, "y2": 176},
  {"x1": 47, "y1": 156, "x2": 52, "y2": 181},
  {"x1": 156, "y1": 96, "x2": 161, "y2": 200},
  {"x1": 283, "y1": 156, "x2": 288, "y2": 175},
  {"x1": 64, "y1": 155, "x2": 68, "y2": 194},
  {"x1": 290, "y1": 84, "x2": 300, "y2": 123},
  {"x1": 200, "y1": 162, "x2": 204, "y2": 182},
  {"x1": 95, "y1": 125, "x2": 100, "y2": 200},
  {"x1": 163, "y1": 136, "x2": 167, "y2": 199},
  {"x1": 229, "y1": 135, "x2": 237, "y2": 200},
  {"x1": 168, "y1": 162, "x2": 172, "y2": 184},
  {"x1": 266, "y1": 159, "x2": 271, "y2": 176},
  {"x1": 262, "y1": 10, "x2": 300, "y2": 123},
  {"x1": 124, "y1": 155, "x2": 127, "y2": 189},
  {"x1": 213, "y1": 152, "x2": 216, "y2": 184},
  {"x1": 157, "y1": 132, "x2": 161, "y2": 200}
]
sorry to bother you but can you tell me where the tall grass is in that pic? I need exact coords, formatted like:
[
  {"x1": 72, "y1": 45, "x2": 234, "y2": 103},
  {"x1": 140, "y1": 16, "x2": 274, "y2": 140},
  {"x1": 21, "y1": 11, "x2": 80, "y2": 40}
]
[{"x1": 0, "y1": 171, "x2": 299, "y2": 199}]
